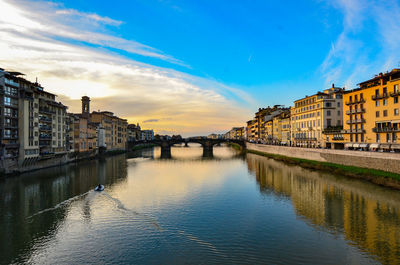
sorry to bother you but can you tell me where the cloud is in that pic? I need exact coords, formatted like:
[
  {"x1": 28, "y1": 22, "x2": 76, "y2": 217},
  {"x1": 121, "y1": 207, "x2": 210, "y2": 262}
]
[
  {"x1": 319, "y1": 0, "x2": 400, "y2": 88},
  {"x1": 143, "y1": 119, "x2": 160, "y2": 123},
  {"x1": 0, "y1": 0, "x2": 253, "y2": 136},
  {"x1": 55, "y1": 9, "x2": 124, "y2": 26}
]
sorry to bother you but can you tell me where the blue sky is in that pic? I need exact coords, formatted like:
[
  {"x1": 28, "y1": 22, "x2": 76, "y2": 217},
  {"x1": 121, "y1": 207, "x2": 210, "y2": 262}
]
[{"x1": 1, "y1": 0, "x2": 400, "y2": 135}]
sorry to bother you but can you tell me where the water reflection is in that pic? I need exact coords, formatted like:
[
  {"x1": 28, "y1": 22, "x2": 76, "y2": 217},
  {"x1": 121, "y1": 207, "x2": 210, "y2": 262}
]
[
  {"x1": 0, "y1": 155, "x2": 128, "y2": 265},
  {"x1": 1, "y1": 147, "x2": 399, "y2": 264},
  {"x1": 247, "y1": 153, "x2": 400, "y2": 265}
]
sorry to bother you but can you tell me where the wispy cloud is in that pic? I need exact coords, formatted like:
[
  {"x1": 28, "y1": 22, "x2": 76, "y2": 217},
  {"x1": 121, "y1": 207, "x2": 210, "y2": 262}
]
[
  {"x1": 55, "y1": 9, "x2": 124, "y2": 26},
  {"x1": 143, "y1": 119, "x2": 160, "y2": 123},
  {"x1": 319, "y1": 0, "x2": 400, "y2": 88},
  {"x1": 0, "y1": 0, "x2": 252, "y2": 136}
]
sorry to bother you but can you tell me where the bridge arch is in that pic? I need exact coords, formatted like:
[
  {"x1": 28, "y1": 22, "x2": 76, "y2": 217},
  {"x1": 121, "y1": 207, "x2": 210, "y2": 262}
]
[{"x1": 129, "y1": 138, "x2": 245, "y2": 158}]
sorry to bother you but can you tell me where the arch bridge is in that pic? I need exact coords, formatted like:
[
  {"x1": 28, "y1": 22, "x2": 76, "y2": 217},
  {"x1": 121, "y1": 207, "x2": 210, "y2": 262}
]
[{"x1": 129, "y1": 138, "x2": 246, "y2": 158}]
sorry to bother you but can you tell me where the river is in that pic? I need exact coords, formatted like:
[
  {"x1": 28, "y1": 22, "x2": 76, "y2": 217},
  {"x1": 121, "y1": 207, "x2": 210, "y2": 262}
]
[{"x1": 1, "y1": 144, "x2": 400, "y2": 264}]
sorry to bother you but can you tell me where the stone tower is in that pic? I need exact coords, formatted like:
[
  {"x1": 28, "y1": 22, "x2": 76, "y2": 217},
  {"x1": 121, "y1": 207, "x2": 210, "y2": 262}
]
[{"x1": 81, "y1": 96, "x2": 90, "y2": 120}]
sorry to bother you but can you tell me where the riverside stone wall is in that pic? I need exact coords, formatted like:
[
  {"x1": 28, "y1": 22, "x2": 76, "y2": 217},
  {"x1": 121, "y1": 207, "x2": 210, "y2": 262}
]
[{"x1": 246, "y1": 143, "x2": 400, "y2": 174}]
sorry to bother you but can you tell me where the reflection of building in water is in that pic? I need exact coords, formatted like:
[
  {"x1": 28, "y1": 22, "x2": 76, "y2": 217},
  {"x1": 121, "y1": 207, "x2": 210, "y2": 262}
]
[
  {"x1": 0, "y1": 154, "x2": 128, "y2": 264},
  {"x1": 246, "y1": 153, "x2": 400, "y2": 265}
]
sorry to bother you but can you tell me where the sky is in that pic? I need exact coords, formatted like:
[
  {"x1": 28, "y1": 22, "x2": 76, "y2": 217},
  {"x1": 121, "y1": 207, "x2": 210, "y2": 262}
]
[{"x1": 1, "y1": 0, "x2": 400, "y2": 136}]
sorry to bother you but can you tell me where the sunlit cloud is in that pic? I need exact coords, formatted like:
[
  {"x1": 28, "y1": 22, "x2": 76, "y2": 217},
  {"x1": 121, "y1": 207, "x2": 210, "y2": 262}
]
[
  {"x1": 0, "y1": 0, "x2": 253, "y2": 136},
  {"x1": 319, "y1": 0, "x2": 400, "y2": 88}
]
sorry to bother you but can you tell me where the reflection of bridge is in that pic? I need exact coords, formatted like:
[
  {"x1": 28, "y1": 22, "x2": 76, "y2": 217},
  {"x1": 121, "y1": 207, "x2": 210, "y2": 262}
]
[{"x1": 129, "y1": 138, "x2": 246, "y2": 158}]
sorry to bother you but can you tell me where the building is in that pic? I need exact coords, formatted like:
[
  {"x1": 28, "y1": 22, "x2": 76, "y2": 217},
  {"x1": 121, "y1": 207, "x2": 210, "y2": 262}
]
[
  {"x1": 291, "y1": 84, "x2": 344, "y2": 148},
  {"x1": 246, "y1": 119, "x2": 257, "y2": 142},
  {"x1": 140, "y1": 130, "x2": 154, "y2": 141},
  {"x1": 269, "y1": 110, "x2": 291, "y2": 145},
  {"x1": 0, "y1": 69, "x2": 68, "y2": 166},
  {"x1": 127, "y1": 123, "x2": 141, "y2": 142},
  {"x1": 90, "y1": 110, "x2": 127, "y2": 151},
  {"x1": 264, "y1": 109, "x2": 288, "y2": 144},
  {"x1": 342, "y1": 69, "x2": 400, "y2": 151},
  {"x1": 226, "y1": 127, "x2": 244, "y2": 140},
  {"x1": 0, "y1": 69, "x2": 23, "y2": 162},
  {"x1": 208, "y1": 133, "x2": 222, "y2": 139}
]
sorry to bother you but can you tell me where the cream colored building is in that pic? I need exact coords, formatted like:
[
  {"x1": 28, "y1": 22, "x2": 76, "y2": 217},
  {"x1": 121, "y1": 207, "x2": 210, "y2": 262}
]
[{"x1": 291, "y1": 85, "x2": 344, "y2": 148}]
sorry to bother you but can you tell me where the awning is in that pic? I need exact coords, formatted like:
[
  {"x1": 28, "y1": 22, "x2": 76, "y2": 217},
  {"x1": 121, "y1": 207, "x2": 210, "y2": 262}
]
[
  {"x1": 345, "y1": 143, "x2": 353, "y2": 148},
  {"x1": 380, "y1": 144, "x2": 391, "y2": 149},
  {"x1": 369, "y1": 143, "x2": 380, "y2": 149},
  {"x1": 359, "y1": 143, "x2": 369, "y2": 148},
  {"x1": 391, "y1": 144, "x2": 400, "y2": 149},
  {"x1": 281, "y1": 141, "x2": 287, "y2": 145},
  {"x1": 353, "y1": 143, "x2": 360, "y2": 148}
]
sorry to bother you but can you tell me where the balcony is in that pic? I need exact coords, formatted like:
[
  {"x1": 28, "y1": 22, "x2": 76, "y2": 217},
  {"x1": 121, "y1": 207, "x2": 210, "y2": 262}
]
[
  {"x1": 5, "y1": 102, "x2": 18, "y2": 109},
  {"x1": 4, "y1": 143, "x2": 19, "y2": 148},
  {"x1": 346, "y1": 119, "x2": 366, "y2": 124},
  {"x1": 323, "y1": 126, "x2": 343, "y2": 134},
  {"x1": 39, "y1": 116, "x2": 52, "y2": 123},
  {"x1": 3, "y1": 134, "x2": 18, "y2": 139},
  {"x1": 39, "y1": 107, "x2": 56, "y2": 114},
  {"x1": 372, "y1": 127, "x2": 400, "y2": 133},
  {"x1": 390, "y1": 91, "x2": 400, "y2": 97},
  {"x1": 294, "y1": 137, "x2": 317, "y2": 141},
  {"x1": 333, "y1": 136, "x2": 344, "y2": 141},
  {"x1": 39, "y1": 125, "x2": 52, "y2": 131},
  {"x1": 4, "y1": 123, "x2": 18, "y2": 129},
  {"x1": 39, "y1": 141, "x2": 51, "y2": 147},
  {"x1": 345, "y1": 98, "x2": 366, "y2": 105},
  {"x1": 371, "y1": 93, "x2": 389, "y2": 100},
  {"x1": 346, "y1": 108, "x2": 365, "y2": 115},
  {"x1": 39, "y1": 134, "x2": 52, "y2": 139},
  {"x1": 342, "y1": 129, "x2": 366, "y2": 134}
]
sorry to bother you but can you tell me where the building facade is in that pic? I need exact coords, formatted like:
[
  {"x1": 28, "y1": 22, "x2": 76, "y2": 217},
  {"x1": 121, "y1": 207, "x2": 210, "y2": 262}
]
[
  {"x1": 291, "y1": 85, "x2": 344, "y2": 148},
  {"x1": 140, "y1": 130, "x2": 154, "y2": 141},
  {"x1": 91, "y1": 110, "x2": 127, "y2": 151},
  {"x1": 342, "y1": 69, "x2": 400, "y2": 151}
]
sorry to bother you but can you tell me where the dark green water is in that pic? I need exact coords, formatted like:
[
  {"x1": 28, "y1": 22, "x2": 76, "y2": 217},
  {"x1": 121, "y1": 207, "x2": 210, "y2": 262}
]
[{"x1": 1, "y1": 145, "x2": 400, "y2": 264}]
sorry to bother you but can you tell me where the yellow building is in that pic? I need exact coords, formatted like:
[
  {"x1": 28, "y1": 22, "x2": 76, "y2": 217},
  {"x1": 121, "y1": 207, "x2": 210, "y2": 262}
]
[
  {"x1": 90, "y1": 111, "x2": 127, "y2": 151},
  {"x1": 342, "y1": 69, "x2": 400, "y2": 151},
  {"x1": 265, "y1": 120, "x2": 273, "y2": 143},
  {"x1": 278, "y1": 111, "x2": 291, "y2": 145},
  {"x1": 246, "y1": 119, "x2": 257, "y2": 142},
  {"x1": 291, "y1": 85, "x2": 344, "y2": 148}
]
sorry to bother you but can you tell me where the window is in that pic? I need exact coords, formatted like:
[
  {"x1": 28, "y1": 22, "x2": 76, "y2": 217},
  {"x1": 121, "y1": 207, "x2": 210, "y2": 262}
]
[
  {"x1": 327, "y1": 110, "x2": 331, "y2": 116},
  {"x1": 327, "y1": 119, "x2": 331, "y2": 127},
  {"x1": 383, "y1": 99, "x2": 388, "y2": 106},
  {"x1": 376, "y1": 100, "x2": 380, "y2": 107},
  {"x1": 376, "y1": 134, "x2": 380, "y2": 142},
  {"x1": 395, "y1": 97, "x2": 399, "y2": 104},
  {"x1": 384, "y1": 110, "x2": 388, "y2": 117},
  {"x1": 395, "y1": 109, "x2": 399, "y2": 116},
  {"x1": 337, "y1": 110, "x2": 340, "y2": 115},
  {"x1": 376, "y1": 111, "x2": 380, "y2": 117},
  {"x1": 387, "y1": 133, "x2": 391, "y2": 143},
  {"x1": 337, "y1": 102, "x2": 340, "y2": 107},
  {"x1": 383, "y1": 87, "x2": 387, "y2": 95},
  {"x1": 395, "y1": 84, "x2": 399, "y2": 93}
]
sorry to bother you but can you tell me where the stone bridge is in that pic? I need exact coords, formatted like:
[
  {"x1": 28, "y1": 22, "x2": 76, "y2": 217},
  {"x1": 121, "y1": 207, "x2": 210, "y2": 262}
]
[{"x1": 129, "y1": 138, "x2": 246, "y2": 158}]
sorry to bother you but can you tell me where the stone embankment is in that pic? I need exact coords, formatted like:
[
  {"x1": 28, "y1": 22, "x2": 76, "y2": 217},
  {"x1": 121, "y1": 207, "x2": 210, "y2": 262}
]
[{"x1": 246, "y1": 143, "x2": 400, "y2": 189}]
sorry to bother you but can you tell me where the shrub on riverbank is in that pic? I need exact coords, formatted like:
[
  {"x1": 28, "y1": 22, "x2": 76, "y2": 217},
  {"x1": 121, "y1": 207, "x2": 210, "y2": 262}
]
[{"x1": 247, "y1": 149, "x2": 400, "y2": 190}]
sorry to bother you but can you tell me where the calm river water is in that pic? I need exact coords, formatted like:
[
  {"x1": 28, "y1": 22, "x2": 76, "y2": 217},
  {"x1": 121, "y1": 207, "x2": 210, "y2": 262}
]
[{"x1": 1, "y1": 144, "x2": 400, "y2": 265}]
